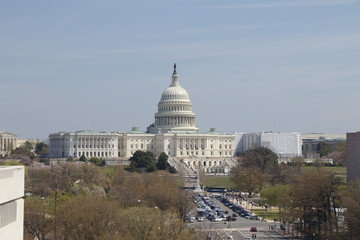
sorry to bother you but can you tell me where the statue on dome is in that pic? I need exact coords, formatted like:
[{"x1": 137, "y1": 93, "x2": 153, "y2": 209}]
[{"x1": 173, "y1": 63, "x2": 177, "y2": 74}]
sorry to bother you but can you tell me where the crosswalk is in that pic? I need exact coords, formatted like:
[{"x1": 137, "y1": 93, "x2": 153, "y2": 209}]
[{"x1": 212, "y1": 229, "x2": 287, "y2": 240}]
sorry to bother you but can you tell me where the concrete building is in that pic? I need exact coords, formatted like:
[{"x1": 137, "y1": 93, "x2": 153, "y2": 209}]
[
  {"x1": 346, "y1": 132, "x2": 360, "y2": 183},
  {"x1": 234, "y1": 132, "x2": 302, "y2": 158},
  {"x1": 0, "y1": 132, "x2": 18, "y2": 157},
  {"x1": 301, "y1": 133, "x2": 346, "y2": 158},
  {"x1": 0, "y1": 166, "x2": 24, "y2": 240},
  {"x1": 49, "y1": 65, "x2": 236, "y2": 175},
  {"x1": 49, "y1": 130, "x2": 119, "y2": 159}
]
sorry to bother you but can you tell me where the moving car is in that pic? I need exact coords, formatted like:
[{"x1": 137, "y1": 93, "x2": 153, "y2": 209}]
[{"x1": 250, "y1": 227, "x2": 257, "y2": 232}]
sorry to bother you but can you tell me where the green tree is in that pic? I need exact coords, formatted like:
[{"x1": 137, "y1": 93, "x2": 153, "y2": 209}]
[
  {"x1": 317, "y1": 142, "x2": 332, "y2": 157},
  {"x1": 260, "y1": 185, "x2": 289, "y2": 207},
  {"x1": 79, "y1": 155, "x2": 87, "y2": 162},
  {"x1": 4, "y1": 160, "x2": 22, "y2": 166},
  {"x1": 35, "y1": 142, "x2": 48, "y2": 156},
  {"x1": 89, "y1": 157, "x2": 105, "y2": 166},
  {"x1": 129, "y1": 150, "x2": 157, "y2": 172},
  {"x1": 231, "y1": 166, "x2": 266, "y2": 196},
  {"x1": 156, "y1": 152, "x2": 169, "y2": 170},
  {"x1": 12, "y1": 141, "x2": 35, "y2": 159},
  {"x1": 240, "y1": 147, "x2": 278, "y2": 171}
]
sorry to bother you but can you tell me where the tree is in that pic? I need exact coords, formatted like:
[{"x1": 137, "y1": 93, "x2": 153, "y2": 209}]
[
  {"x1": 129, "y1": 150, "x2": 157, "y2": 172},
  {"x1": 328, "y1": 140, "x2": 346, "y2": 166},
  {"x1": 231, "y1": 166, "x2": 266, "y2": 196},
  {"x1": 58, "y1": 196, "x2": 123, "y2": 240},
  {"x1": 260, "y1": 185, "x2": 289, "y2": 207},
  {"x1": 317, "y1": 142, "x2": 332, "y2": 157},
  {"x1": 27, "y1": 167, "x2": 52, "y2": 196},
  {"x1": 289, "y1": 168, "x2": 340, "y2": 237},
  {"x1": 121, "y1": 206, "x2": 192, "y2": 240},
  {"x1": 79, "y1": 155, "x2": 87, "y2": 162},
  {"x1": 3, "y1": 160, "x2": 22, "y2": 166},
  {"x1": 240, "y1": 147, "x2": 278, "y2": 171},
  {"x1": 156, "y1": 152, "x2": 169, "y2": 170},
  {"x1": 35, "y1": 142, "x2": 48, "y2": 156},
  {"x1": 290, "y1": 157, "x2": 305, "y2": 168},
  {"x1": 89, "y1": 157, "x2": 105, "y2": 166},
  {"x1": 342, "y1": 180, "x2": 360, "y2": 239},
  {"x1": 24, "y1": 197, "x2": 54, "y2": 240},
  {"x1": 12, "y1": 141, "x2": 35, "y2": 159}
]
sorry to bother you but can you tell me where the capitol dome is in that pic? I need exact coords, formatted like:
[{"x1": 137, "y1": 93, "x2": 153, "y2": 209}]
[
  {"x1": 160, "y1": 85, "x2": 190, "y2": 101},
  {"x1": 148, "y1": 64, "x2": 199, "y2": 134}
]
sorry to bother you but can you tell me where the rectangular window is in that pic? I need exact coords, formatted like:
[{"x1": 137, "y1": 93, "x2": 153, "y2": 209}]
[{"x1": 0, "y1": 201, "x2": 17, "y2": 228}]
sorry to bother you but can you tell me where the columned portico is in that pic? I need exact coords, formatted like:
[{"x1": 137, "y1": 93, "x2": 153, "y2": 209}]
[{"x1": 0, "y1": 132, "x2": 18, "y2": 156}]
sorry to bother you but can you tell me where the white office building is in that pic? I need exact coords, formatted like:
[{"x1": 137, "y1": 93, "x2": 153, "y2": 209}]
[
  {"x1": 235, "y1": 132, "x2": 302, "y2": 158},
  {"x1": 0, "y1": 166, "x2": 24, "y2": 240}
]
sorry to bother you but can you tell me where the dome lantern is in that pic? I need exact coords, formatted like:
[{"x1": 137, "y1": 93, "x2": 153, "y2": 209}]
[{"x1": 148, "y1": 65, "x2": 199, "y2": 134}]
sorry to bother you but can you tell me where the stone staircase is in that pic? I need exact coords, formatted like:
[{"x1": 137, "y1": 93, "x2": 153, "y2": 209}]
[{"x1": 167, "y1": 157, "x2": 197, "y2": 176}]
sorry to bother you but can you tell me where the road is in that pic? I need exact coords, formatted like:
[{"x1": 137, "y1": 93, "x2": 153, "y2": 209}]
[{"x1": 188, "y1": 196, "x2": 295, "y2": 240}]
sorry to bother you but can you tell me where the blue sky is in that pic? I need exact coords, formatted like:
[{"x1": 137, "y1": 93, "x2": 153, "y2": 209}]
[{"x1": 1, "y1": 0, "x2": 359, "y2": 140}]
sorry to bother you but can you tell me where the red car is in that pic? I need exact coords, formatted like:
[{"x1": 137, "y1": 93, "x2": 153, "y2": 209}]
[{"x1": 250, "y1": 227, "x2": 257, "y2": 232}]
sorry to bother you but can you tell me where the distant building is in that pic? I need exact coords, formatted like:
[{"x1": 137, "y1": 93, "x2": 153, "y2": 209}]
[
  {"x1": 0, "y1": 166, "x2": 24, "y2": 240},
  {"x1": 346, "y1": 132, "x2": 360, "y2": 183},
  {"x1": 49, "y1": 65, "x2": 236, "y2": 175},
  {"x1": 0, "y1": 131, "x2": 18, "y2": 157},
  {"x1": 301, "y1": 133, "x2": 346, "y2": 158},
  {"x1": 49, "y1": 130, "x2": 119, "y2": 159},
  {"x1": 234, "y1": 132, "x2": 302, "y2": 158}
]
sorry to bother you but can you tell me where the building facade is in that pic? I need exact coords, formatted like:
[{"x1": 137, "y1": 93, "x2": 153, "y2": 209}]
[
  {"x1": 0, "y1": 166, "x2": 24, "y2": 240},
  {"x1": 49, "y1": 130, "x2": 119, "y2": 159},
  {"x1": 234, "y1": 132, "x2": 302, "y2": 158},
  {"x1": 0, "y1": 132, "x2": 18, "y2": 157},
  {"x1": 301, "y1": 133, "x2": 346, "y2": 158},
  {"x1": 49, "y1": 66, "x2": 236, "y2": 174},
  {"x1": 346, "y1": 132, "x2": 360, "y2": 183}
]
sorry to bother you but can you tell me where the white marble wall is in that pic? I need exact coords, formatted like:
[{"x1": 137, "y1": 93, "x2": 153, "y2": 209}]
[{"x1": 0, "y1": 132, "x2": 18, "y2": 156}]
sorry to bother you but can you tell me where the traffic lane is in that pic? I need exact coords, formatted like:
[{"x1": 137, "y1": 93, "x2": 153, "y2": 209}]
[{"x1": 212, "y1": 197, "x2": 272, "y2": 228}]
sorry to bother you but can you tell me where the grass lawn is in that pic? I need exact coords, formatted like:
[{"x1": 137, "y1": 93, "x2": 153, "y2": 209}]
[
  {"x1": 201, "y1": 176, "x2": 235, "y2": 189},
  {"x1": 303, "y1": 166, "x2": 347, "y2": 182},
  {"x1": 252, "y1": 209, "x2": 281, "y2": 221}
]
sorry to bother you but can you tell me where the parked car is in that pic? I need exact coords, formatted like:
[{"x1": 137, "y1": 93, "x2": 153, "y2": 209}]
[
  {"x1": 196, "y1": 216, "x2": 204, "y2": 222},
  {"x1": 251, "y1": 215, "x2": 260, "y2": 220}
]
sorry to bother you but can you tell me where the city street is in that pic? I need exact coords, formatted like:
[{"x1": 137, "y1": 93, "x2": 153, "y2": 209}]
[{"x1": 189, "y1": 196, "x2": 296, "y2": 240}]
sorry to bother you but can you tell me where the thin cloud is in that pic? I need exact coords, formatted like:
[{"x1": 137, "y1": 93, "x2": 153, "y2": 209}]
[{"x1": 209, "y1": 0, "x2": 359, "y2": 9}]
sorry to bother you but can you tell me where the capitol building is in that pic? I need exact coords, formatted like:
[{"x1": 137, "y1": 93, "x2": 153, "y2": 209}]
[{"x1": 49, "y1": 65, "x2": 236, "y2": 174}]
